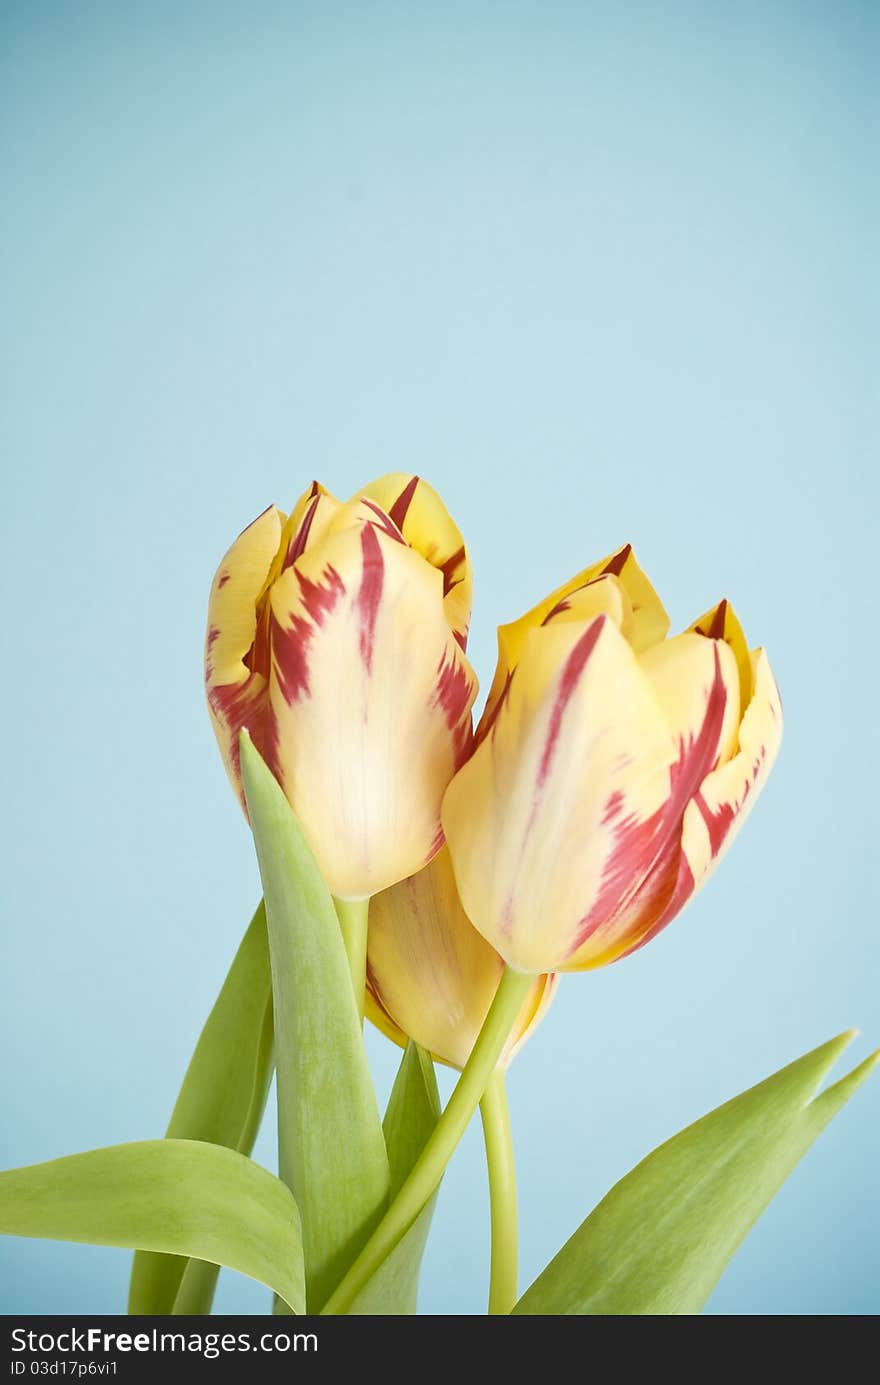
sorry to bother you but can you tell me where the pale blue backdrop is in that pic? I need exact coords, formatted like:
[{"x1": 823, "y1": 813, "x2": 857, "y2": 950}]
[{"x1": 2, "y1": 1, "x2": 877, "y2": 1316}]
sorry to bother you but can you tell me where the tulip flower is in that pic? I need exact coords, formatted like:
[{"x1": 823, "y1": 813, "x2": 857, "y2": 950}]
[
  {"x1": 442, "y1": 545, "x2": 782, "y2": 974},
  {"x1": 206, "y1": 475, "x2": 477, "y2": 901},
  {"x1": 366, "y1": 846, "x2": 557, "y2": 1071}
]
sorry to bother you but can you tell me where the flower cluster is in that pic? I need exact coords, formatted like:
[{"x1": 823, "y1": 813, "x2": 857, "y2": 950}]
[{"x1": 207, "y1": 474, "x2": 782, "y2": 1068}]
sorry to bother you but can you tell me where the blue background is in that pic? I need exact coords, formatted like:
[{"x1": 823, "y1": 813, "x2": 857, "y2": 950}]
[{"x1": 2, "y1": 1, "x2": 877, "y2": 1316}]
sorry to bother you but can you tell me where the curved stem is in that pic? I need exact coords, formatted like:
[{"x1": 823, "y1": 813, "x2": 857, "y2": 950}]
[
  {"x1": 333, "y1": 897, "x2": 369, "y2": 1024},
  {"x1": 321, "y1": 966, "x2": 533, "y2": 1315},
  {"x1": 480, "y1": 1067, "x2": 518, "y2": 1314}
]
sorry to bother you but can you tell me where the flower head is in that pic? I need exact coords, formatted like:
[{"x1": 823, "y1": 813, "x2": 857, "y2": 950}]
[
  {"x1": 442, "y1": 547, "x2": 782, "y2": 972},
  {"x1": 206, "y1": 475, "x2": 477, "y2": 898}
]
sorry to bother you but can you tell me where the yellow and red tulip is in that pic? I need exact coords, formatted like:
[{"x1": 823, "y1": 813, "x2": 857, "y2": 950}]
[
  {"x1": 366, "y1": 846, "x2": 557, "y2": 1071},
  {"x1": 442, "y1": 547, "x2": 782, "y2": 973},
  {"x1": 206, "y1": 475, "x2": 478, "y2": 899}
]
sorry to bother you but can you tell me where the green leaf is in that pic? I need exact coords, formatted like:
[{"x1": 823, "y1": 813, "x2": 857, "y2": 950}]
[
  {"x1": 383, "y1": 1043, "x2": 442, "y2": 1199},
  {"x1": 348, "y1": 1042, "x2": 441, "y2": 1315},
  {"x1": 514, "y1": 1031, "x2": 878, "y2": 1316},
  {"x1": 0, "y1": 1140, "x2": 304, "y2": 1314},
  {"x1": 240, "y1": 732, "x2": 390, "y2": 1312},
  {"x1": 129, "y1": 901, "x2": 274, "y2": 1315}
]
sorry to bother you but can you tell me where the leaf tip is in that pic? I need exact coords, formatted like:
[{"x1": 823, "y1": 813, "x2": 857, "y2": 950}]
[
  {"x1": 238, "y1": 728, "x2": 266, "y2": 797},
  {"x1": 817, "y1": 1027, "x2": 859, "y2": 1072},
  {"x1": 847, "y1": 1046, "x2": 880, "y2": 1084},
  {"x1": 810, "y1": 1038, "x2": 879, "y2": 1119}
]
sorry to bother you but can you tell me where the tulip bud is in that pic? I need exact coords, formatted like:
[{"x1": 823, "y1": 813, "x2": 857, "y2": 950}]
[
  {"x1": 206, "y1": 475, "x2": 478, "y2": 899},
  {"x1": 366, "y1": 846, "x2": 557, "y2": 1070},
  {"x1": 442, "y1": 547, "x2": 782, "y2": 973}
]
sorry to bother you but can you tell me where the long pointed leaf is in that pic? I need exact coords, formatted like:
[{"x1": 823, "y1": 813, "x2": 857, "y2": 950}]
[
  {"x1": 0, "y1": 1140, "x2": 304, "y2": 1314},
  {"x1": 240, "y1": 733, "x2": 389, "y2": 1312},
  {"x1": 348, "y1": 1043, "x2": 441, "y2": 1315},
  {"x1": 129, "y1": 901, "x2": 274, "y2": 1314},
  {"x1": 514, "y1": 1031, "x2": 878, "y2": 1315}
]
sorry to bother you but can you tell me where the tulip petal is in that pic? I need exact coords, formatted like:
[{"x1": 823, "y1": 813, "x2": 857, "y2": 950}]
[
  {"x1": 276, "y1": 484, "x2": 341, "y2": 576},
  {"x1": 366, "y1": 848, "x2": 555, "y2": 1070},
  {"x1": 562, "y1": 633, "x2": 740, "y2": 967},
  {"x1": 444, "y1": 615, "x2": 678, "y2": 973},
  {"x1": 359, "y1": 474, "x2": 473, "y2": 646},
  {"x1": 559, "y1": 634, "x2": 742, "y2": 969},
  {"x1": 205, "y1": 506, "x2": 285, "y2": 806},
  {"x1": 691, "y1": 598, "x2": 753, "y2": 707},
  {"x1": 617, "y1": 647, "x2": 783, "y2": 962},
  {"x1": 367, "y1": 848, "x2": 502, "y2": 1071},
  {"x1": 680, "y1": 647, "x2": 783, "y2": 891},
  {"x1": 639, "y1": 632, "x2": 741, "y2": 782},
  {"x1": 480, "y1": 545, "x2": 669, "y2": 736},
  {"x1": 605, "y1": 543, "x2": 673, "y2": 653},
  {"x1": 566, "y1": 641, "x2": 740, "y2": 967},
  {"x1": 536, "y1": 571, "x2": 629, "y2": 631},
  {"x1": 246, "y1": 489, "x2": 345, "y2": 687},
  {"x1": 266, "y1": 515, "x2": 478, "y2": 898},
  {"x1": 504, "y1": 971, "x2": 560, "y2": 1067}
]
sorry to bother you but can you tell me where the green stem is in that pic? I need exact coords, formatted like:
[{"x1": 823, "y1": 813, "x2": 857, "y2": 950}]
[
  {"x1": 333, "y1": 897, "x2": 369, "y2": 1024},
  {"x1": 321, "y1": 966, "x2": 532, "y2": 1315},
  {"x1": 170, "y1": 1259, "x2": 221, "y2": 1315},
  {"x1": 480, "y1": 1067, "x2": 518, "y2": 1314}
]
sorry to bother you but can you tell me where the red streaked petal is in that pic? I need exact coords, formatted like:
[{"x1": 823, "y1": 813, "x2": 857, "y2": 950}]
[
  {"x1": 205, "y1": 504, "x2": 286, "y2": 808},
  {"x1": 443, "y1": 615, "x2": 676, "y2": 973},
  {"x1": 580, "y1": 647, "x2": 782, "y2": 967},
  {"x1": 387, "y1": 474, "x2": 420, "y2": 529},
  {"x1": 536, "y1": 619, "x2": 605, "y2": 787},
  {"x1": 478, "y1": 545, "x2": 668, "y2": 740},
  {"x1": 679, "y1": 647, "x2": 783, "y2": 884},
  {"x1": 268, "y1": 563, "x2": 346, "y2": 707},
  {"x1": 564, "y1": 636, "x2": 739, "y2": 965},
  {"x1": 265, "y1": 519, "x2": 478, "y2": 898},
  {"x1": 356, "y1": 522, "x2": 384, "y2": 673},
  {"x1": 690, "y1": 597, "x2": 753, "y2": 708},
  {"x1": 358, "y1": 474, "x2": 473, "y2": 646}
]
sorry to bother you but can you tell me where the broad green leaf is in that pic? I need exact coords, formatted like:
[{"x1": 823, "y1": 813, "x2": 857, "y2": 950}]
[
  {"x1": 240, "y1": 734, "x2": 390, "y2": 1312},
  {"x1": 0, "y1": 1140, "x2": 304, "y2": 1314},
  {"x1": 348, "y1": 1042, "x2": 441, "y2": 1315},
  {"x1": 514, "y1": 1031, "x2": 878, "y2": 1316},
  {"x1": 129, "y1": 901, "x2": 274, "y2": 1315}
]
